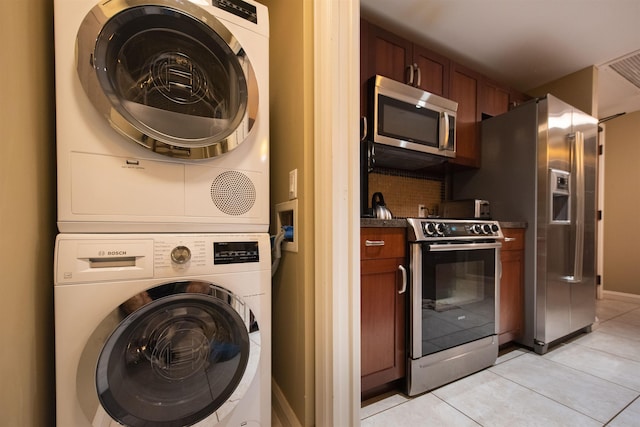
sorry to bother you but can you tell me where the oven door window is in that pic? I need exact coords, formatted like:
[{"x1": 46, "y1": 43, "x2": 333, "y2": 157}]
[{"x1": 420, "y1": 247, "x2": 496, "y2": 356}]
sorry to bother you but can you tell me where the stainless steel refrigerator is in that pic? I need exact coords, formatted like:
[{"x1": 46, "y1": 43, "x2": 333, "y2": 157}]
[{"x1": 453, "y1": 94, "x2": 598, "y2": 354}]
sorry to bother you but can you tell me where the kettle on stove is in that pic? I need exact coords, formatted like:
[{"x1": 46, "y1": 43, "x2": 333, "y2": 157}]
[{"x1": 371, "y1": 192, "x2": 393, "y2": 219}]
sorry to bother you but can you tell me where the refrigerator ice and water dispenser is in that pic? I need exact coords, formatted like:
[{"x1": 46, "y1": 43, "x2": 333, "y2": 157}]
[{"x1": 550, "y1": 169, "x2": 570, "y2": 224}]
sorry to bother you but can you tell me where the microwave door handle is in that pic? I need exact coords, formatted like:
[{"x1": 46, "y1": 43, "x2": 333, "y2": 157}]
[{"x1": 439, "y1": 112, "x2": 450, "y2": 150}]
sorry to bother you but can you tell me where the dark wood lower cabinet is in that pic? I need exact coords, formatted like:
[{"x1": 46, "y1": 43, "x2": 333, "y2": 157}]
[
  {"x1": 361, "y1": 228, "x2": 407, "y2": 397},
  {"x1": 499, "y1": 228, "x2": 525, "y2": 345}
]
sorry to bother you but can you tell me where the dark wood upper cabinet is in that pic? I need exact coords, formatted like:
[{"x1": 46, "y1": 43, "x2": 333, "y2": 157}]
[
  {"x1": 448, "y1": 63, "x2": 481, "y2": 168},
  {"x1": 481, "y1": 78, "x2": 511, "y2": 118},
  {"x1": 360, "y1": 18, "x2": 531, "y2": 169},
  {"x1": 361, "y1": 20, "x2": 450, "y2": 98},
  {"x1": 410, "y1": 45, "x2": 450, "y2": 97}
]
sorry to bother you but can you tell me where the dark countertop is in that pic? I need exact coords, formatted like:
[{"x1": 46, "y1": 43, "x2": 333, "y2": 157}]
[
  {"x1": 360, "y1": 218, "x2": 408, "y2": 228},
  {"x1": 361, "y1": 218, "x2": 527, "y2": 229}
]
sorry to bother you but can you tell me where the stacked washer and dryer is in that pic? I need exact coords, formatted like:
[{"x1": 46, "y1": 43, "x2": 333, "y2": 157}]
[{"x1": 53, "y1": 0, "x2": 270, "y2": 426}]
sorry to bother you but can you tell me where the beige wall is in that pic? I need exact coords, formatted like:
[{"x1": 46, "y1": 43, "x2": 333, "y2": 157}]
[
  {"x1": 529, "y1": 66, "x2": 598, "y2": 116},
  {"x1": 0, "y1": 1, "x2": 57, "y2": 425},
  {"x1": 261, "y1": 0, "x2": 316, "y2": 425},
  {"x1": 602, "y1": 111, "x2": 640, "y2": 295}
]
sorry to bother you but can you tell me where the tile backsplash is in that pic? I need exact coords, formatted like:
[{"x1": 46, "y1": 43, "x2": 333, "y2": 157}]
[{"x1": 368, "y1": 171, "x2": 444, "y2": 218}]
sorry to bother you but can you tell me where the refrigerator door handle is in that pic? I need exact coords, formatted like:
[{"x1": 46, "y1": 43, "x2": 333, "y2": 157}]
[{"x1": 563, "y1": 131, "x2": 585, "y2": 284}]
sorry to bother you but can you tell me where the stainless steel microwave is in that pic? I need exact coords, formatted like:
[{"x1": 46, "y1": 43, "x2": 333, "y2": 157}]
[{"x1": 367, "y1": 75, "x2": 458, "y2": 168}]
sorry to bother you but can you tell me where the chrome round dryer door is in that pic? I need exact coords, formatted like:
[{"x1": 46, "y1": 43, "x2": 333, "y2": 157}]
[
  {"x1": 77, "y1": 281, "x2": 261, "y2": 427},
  {"x1": 76, "y1": 0, "x2": 258, "y2": 159}
]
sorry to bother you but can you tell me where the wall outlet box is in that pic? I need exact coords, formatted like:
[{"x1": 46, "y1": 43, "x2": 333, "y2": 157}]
[{"x1": 275, "y1": 199, "x2": 298, "y2": 252}]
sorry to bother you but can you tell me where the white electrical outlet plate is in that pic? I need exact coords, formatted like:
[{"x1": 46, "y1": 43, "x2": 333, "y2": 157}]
[{"x1": 289, "y1": 169, "x2": 298, "y2": 200}]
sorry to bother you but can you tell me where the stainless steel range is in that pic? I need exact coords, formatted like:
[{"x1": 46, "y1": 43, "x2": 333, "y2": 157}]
[{"x1": 406, "y1": 218, "x2": 503, "y2": 396}]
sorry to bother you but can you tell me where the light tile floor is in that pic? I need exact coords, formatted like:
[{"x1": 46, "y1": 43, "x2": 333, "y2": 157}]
[{"x1": 361, "y1": 294, "x2": 640, "y2": 426}]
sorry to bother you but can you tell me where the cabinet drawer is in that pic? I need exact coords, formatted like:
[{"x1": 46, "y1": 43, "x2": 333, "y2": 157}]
[
  {"x1": 502, "y1": 228, "x2": 525, "y2": 251},
  {"x1": 361, "y1": 228, "x2": 406, "y2": 260}
]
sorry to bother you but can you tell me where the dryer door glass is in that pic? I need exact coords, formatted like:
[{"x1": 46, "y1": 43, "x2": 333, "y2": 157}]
[
  {"x1": 78, "y1": 282, "x2": 260, "y2": 427},
  {"x1": 77, "y1": 2, "x2": 258, "y2": 159}
]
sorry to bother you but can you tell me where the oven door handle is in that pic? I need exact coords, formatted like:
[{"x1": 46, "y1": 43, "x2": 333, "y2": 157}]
[
  {"x1": 425, "y1": 242, "x2": 502, "y2": 252},
  {"x1": 398, "y1": 265, "x2": 407, "y2": 294}
]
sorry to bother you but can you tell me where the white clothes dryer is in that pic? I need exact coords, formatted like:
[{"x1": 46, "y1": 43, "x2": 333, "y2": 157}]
[
  {"x1": 54, "y1": 0, "x2": 269, "y2": 233},
  {"x1": 54, "y1": 233, "x2": 271, "y2": 426}
]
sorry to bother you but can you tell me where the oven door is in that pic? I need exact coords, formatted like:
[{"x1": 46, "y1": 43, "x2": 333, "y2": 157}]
[{"x1": 409, "y1": 241, "x2": 501, "y2": 360}]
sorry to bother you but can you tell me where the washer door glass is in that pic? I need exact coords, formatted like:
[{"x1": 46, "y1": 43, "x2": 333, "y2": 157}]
[
  {"x1": 76, "y1": 0, "x2": 258, "y2": 159},
  {"x1": 77, "y1": 281, "x2": 260, "y2": 427}
]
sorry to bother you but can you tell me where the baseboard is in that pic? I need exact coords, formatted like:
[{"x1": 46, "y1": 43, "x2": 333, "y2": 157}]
[
  {"x1": 272, "y1": 378, "x2": 302, "y2": 427},
  {"x1": 602, "y1": 290, "x2": 640, "y2": 302}
]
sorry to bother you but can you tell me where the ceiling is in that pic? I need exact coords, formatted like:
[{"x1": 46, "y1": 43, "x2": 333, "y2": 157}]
[{"x1": 361, "y1": 0, "x2": 640, "y2": 120}]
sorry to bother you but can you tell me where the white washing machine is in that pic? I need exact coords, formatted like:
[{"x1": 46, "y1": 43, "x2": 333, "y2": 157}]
[
  {"x1": 54, "y1": 233, "x2": 271, "y2": 426},
  {"x1": 53, "y1": 0, "x2": 269, "y2": 233}
]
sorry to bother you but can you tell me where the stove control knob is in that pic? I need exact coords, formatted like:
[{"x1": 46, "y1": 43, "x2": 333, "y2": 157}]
[
  {"x1": 482, "y1": 224, "x2": 493, "y2": 234},
  {"x1": 491, "y1": 224, "x2": 500, "y2": 233},
  {"x1": 425, "y1": 222, "x2": 438, "y2": 237},
  {"x1": 435, "y1": 223, "x2": 445, "y2": 236},
  {"x1": 171, "y1": 245, "x2": 191, "y2": 264},
  {"x1": 471, "y1": 224, "x2": 482, "y2": 234}
]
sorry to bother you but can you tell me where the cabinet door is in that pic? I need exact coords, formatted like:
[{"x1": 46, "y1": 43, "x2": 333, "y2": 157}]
[
  {"x1": 360, "y1": 227, "x2": 406, "y2": 395},
  {"x1": 361, "y1": 257, "x2": 406, "y2": 391},
  {"x1": 499, "y1": 228, "x2": 525, "y2": 345},
  {"x1": 412, "y1": 45, "x2": 450, "y2": 97},
  {"x1": 365, "y1": 23, "x2": 412, "y2": 84},
  {"x1": 360, "y1": 19, "x2": 370, "y2": 117},
  {"x1": 481, "y1": 79, "x2": 510, "y2": 118},
  {"x1": 449, "y1": 63, "x2": 480, "y2": 168},
  {"x1": 509, "y1": 89, "x2": 532, "y2": 110}
]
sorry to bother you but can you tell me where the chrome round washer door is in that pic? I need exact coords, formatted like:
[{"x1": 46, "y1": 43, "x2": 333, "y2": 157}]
[
  {"x1": 76, "y1": 0, "x2": 258, "y2": 159},
  {"x1": 77, "y1": 282, "x2": 261, "y2": 427}
]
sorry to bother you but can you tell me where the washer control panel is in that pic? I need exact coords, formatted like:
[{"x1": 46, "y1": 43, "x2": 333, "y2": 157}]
[{"x1": 55, "y1": 234, "x2": 269, "y2": 284}]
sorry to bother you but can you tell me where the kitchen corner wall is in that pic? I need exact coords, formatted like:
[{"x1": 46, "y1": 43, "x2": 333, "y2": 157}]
[
  {"x1": 529, "y1": 66, "x2": 599, "y2": 116},
  {"x1": 261, "y1": 0, "x2": 315, "y2": 425},
  {"x1": 0, "y1": 1, "x2": 57, "y2": 425}
]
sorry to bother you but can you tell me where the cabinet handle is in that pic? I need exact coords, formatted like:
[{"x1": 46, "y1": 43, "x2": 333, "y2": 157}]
[
  {"x1": 406, "y1": 64, "x2": 414, "y2": 86},
  {"x1": 360, "y1": 116, "x2": 367, "y2": 142},
  {"x1": 398, "y1": 265, "x2": 407, "y2": 294},
  {"x1": 365, "y1": 239, "x2": 385, "y2": 247},
  {"x1": 414, "y1": 63, "x2": 421, "y2": 87},
  {"x1": 504, "y1": 237, "x2": 517, "y2": 242}
]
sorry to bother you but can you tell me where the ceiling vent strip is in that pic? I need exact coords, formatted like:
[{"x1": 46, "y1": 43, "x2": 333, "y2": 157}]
[{"x1": 608, "y1": 51, "x2": 640, "y2": 89}]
